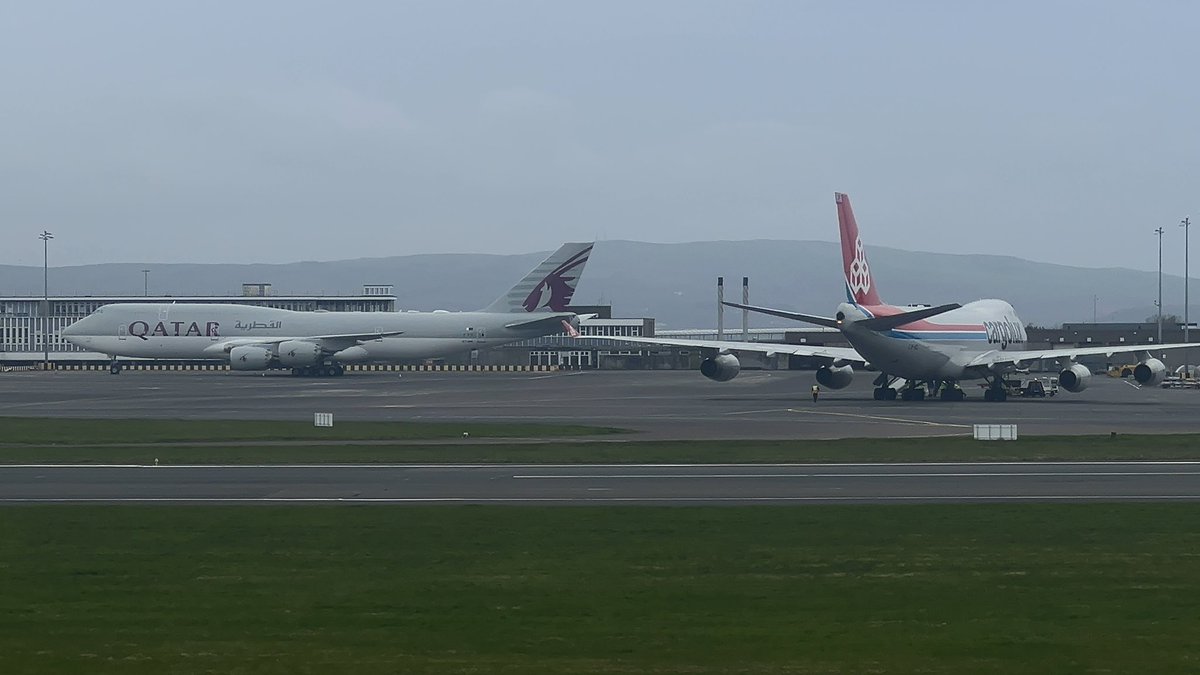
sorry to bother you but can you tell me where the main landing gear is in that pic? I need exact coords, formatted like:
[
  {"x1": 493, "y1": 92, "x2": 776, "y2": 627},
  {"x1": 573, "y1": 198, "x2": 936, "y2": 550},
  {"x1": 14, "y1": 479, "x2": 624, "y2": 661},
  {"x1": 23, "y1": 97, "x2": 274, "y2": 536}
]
[
  {"x1": 109, "y1": 359, "x2": 122, "y2": 375},
  {"x1": 872, "y1": 373, "x2": 900, "y2": 400},
  {"x1": 873, "y1": 376, "x2": 967, "y2": 401},
  {"x1": 982, "y1": 378, "x2": 1008, "y2": 402},
  {"x1": 291, "y1": 364, "x2": 345, "y2": 377}
]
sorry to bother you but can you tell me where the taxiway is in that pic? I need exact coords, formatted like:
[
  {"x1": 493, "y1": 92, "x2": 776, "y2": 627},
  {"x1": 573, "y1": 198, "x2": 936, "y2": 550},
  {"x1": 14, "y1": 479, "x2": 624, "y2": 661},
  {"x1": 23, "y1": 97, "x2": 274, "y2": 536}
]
[{"x1": 1, "y1": 369, "x2": 1197, "y2": 439}]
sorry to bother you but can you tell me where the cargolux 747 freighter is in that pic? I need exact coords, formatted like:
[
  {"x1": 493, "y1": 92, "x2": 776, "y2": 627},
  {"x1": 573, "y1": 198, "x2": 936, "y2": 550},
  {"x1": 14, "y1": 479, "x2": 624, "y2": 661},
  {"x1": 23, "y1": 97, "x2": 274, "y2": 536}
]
[{"x1": 571, "y1": 194, "x2": 1191, "y2": 402}]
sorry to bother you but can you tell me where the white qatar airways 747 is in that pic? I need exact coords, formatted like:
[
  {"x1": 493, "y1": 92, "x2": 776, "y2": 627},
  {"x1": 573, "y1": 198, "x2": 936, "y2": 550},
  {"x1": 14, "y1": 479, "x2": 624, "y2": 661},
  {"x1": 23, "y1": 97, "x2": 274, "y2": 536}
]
[
  {"x1": 573, "y1": 193, "x2": 1191, "y2": 402},
  {"x1": 63, "y1": 243, "x2": 593, "y2": 376}
]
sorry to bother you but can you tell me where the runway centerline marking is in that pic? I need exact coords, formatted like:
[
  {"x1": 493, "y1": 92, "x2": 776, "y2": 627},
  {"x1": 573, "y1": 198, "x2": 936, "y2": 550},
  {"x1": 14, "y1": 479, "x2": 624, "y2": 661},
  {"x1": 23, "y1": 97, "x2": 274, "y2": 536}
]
[
  {"x1": 4, "y1": 461, "x2": 1200, "y2": 469},
  {"x1": 786, "y1": 408, "x2": 973, "y2": 428},
  {"x1": 511, "y1": 472, "x2": 1200, "y2": 479},
  {"x1": 2, "y1": 495, "x2": 1198, "y2": 503}
]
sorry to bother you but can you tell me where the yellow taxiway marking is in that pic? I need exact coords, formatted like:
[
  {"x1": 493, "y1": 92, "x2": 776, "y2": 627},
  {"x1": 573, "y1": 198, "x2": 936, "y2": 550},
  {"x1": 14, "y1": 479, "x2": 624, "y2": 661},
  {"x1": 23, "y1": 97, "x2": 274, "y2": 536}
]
[{"x1": 785, "y1": 408, "x2": 972, "y2": 428}]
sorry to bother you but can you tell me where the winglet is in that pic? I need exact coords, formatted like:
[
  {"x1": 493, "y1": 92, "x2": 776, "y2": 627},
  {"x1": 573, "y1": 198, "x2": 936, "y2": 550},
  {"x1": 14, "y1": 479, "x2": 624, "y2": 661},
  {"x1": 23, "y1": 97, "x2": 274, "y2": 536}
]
[
  {"x1": 561, "y1": 319, "x2": 581, "y2": 337},
  {"x1": 836, "y1": 193, "x2": 883, "y2": 306}
]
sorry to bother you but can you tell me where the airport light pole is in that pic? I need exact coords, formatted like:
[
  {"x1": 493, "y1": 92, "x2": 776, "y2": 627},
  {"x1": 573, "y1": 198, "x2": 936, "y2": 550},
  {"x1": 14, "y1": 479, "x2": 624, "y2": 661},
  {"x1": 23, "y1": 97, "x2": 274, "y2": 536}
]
[
  {"x1": 142, "y1": 268, "x2": 150, "y2": 296},
  {"x1": 1156, "y1": 226, "x2": 1164, "y2": 344},
  {"x1": 1183, "y1": 216, "x2": 1191, "y2": 377},
  {"x1": 39, "y1": 230, "x2": 54, "y2": 370}
]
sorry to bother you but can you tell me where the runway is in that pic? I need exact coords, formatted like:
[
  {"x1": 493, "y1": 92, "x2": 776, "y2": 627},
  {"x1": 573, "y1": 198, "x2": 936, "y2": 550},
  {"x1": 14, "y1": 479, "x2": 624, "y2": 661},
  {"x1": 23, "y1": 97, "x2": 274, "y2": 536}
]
[
  {"x1": 2, "y1": 369, "x2": 1200, "y2": 439},
  {"x1": 3, "y1": 462, "x2": 1199, "y2": 504}
]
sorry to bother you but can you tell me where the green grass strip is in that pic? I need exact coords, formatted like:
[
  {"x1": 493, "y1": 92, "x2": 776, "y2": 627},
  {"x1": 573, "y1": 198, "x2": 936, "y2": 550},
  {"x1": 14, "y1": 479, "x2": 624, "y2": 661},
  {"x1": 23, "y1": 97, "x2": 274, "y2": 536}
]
[
  {"x1": 2, "y1": 433, "x2": 1199, "y2": 464},
  {"x1": 1, "y1": 504, "x2": 1198, "y2": 674},
  {"x1": 0, "y1": 417, "x2": 624, "y2": 444}
]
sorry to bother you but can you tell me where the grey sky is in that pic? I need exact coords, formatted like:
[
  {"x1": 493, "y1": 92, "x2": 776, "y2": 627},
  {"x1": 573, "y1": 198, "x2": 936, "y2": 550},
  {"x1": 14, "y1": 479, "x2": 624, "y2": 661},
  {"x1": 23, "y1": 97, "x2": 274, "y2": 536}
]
[{"x1": 2, "y1": 1, "x2": 1196, "y2": 272}]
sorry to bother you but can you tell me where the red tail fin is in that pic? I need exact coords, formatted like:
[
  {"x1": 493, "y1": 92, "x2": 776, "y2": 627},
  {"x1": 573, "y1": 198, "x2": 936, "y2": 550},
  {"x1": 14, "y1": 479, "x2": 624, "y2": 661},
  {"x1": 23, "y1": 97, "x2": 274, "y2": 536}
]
[{"x1": 835, "y1": 192, "x2": 882, "y2": 305}]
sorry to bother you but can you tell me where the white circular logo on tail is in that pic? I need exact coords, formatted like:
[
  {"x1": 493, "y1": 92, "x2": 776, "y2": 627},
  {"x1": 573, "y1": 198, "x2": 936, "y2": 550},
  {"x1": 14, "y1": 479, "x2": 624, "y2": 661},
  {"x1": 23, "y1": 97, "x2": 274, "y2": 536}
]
[{"x1": 848, "y1": 236, "x2": 871, "y2": 297}]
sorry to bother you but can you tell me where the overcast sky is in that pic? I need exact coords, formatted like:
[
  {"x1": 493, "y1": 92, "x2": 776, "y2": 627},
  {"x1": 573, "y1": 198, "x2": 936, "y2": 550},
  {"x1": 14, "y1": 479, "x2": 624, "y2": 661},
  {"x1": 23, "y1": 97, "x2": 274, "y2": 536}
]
[{"x1": 2, "y1": 1, "x2": 1197, "y2": 272}]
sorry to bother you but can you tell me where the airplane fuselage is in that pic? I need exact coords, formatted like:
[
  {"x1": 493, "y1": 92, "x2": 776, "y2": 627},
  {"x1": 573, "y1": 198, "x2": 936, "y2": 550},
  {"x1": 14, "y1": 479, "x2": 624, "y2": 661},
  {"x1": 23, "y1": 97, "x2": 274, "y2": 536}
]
[
  {"x1": 63, "y1": 303, "x2": 571, "y2": 363},
  {"x1": 839, "y1": 299, "x2": 1028, "y2": 381}
]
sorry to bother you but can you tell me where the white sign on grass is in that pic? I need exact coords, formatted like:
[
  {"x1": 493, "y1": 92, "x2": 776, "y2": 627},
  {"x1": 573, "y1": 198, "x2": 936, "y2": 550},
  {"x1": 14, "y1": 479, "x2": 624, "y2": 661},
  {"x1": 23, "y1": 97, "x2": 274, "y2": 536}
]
[
  {"x1": 314, "y1": 412, "x2": 334, "y2": 428},
  {"x1": 973, "y1": 424, "x2": 1017, "y2": 441}
]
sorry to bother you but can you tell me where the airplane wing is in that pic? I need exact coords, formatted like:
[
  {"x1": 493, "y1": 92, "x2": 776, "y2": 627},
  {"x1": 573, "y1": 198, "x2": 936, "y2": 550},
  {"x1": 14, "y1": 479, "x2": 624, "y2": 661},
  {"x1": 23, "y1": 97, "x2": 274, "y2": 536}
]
[
  {"x1": 967, "y1": 342, "x2": 1197, "y2": 369},
  {"x1": 206, "y1": 331, "x2": 404, "y2": 354},
  {"x1": 719, "y1": 301, "x2": 841, "y2": 328},
  {"x1": 504, "y1": 313, "x2": 577, "y2": 329},
  {"x1": 572, "y1": 334, "x2": 865, "y2": 363}
]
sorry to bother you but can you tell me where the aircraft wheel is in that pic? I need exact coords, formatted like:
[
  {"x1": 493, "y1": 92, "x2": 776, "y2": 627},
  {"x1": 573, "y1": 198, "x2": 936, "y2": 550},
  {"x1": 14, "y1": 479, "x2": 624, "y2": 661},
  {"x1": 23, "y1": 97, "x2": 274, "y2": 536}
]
[
  {"x1": 915, "y1": 389, "x2": 926, "y2": 401},
  {"x1": 333, "y1": 365, "x2": 345, "y2": 377},
  {"x1": 984, "y1": 388, "x2": 995, "y2": 402},
  {"x1": 873, "y1": 388, "x2": 884, "y2": 401},
  {"x1": 109, "y1": 363, "x2": 121, "y2": 375},
  {"x1": 885, "y1": 388, "x2": 897, "y2": 401}
]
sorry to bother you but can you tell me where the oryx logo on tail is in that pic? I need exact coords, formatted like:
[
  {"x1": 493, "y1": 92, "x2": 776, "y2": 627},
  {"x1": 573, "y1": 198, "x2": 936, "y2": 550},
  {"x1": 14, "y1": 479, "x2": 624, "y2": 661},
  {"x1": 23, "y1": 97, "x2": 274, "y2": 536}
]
[
  {"x1": 522, "y1": 245, "x2": 591, "y2": 312},
  {"x1": 483, "y1": 242, "x2": 595, "y2": 314}
]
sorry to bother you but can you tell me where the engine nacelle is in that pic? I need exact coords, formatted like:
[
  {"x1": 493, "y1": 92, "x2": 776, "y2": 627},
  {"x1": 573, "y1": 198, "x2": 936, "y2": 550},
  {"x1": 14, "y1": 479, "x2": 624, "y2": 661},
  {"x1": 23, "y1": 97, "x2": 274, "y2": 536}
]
[
  {"x1": 1133, "y1": 358, "x2": 1167, "y2": 386},
  {"x1": 332, "y1": 346, "x2": 371, "y2": 362},
  {"x1": 229, "y1": 345, "x2": 274, "y2": 371},
  {"x1": 815, "y1": 364, "x2": 854, "y2": 390},
  {"x1": 700, "y1": 354, "x2": 740, "y2": 382},
  {"x1": 277, "y1": 340, "x2": 323, "y2": 367},
  {"x1": 1058, "y1": 363, "x2": 1092, "y2": 392}
]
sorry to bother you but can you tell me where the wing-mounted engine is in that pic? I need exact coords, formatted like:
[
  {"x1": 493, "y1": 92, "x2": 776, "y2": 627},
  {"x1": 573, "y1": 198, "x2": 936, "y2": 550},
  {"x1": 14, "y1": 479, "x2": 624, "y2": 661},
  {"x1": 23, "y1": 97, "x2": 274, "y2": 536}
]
[
  {"x1": 816, "y1": 364, "x2": 854, "y2": 390},
  {"x1": 229, "y1": 345, "x2": 274, "y2": 371},
  {"x1": 700, "y1": 353, "x2": 740, "y2": 382},
  {"x1": 1059, "y1": 363, "x2": 1091, "y2": 392},
  {"x1": 277, "y1": 340, "x2": 323, "y2": 367},
  {"x1": 1133, "y1": 358, "x2": 1167, "y2": 386}
]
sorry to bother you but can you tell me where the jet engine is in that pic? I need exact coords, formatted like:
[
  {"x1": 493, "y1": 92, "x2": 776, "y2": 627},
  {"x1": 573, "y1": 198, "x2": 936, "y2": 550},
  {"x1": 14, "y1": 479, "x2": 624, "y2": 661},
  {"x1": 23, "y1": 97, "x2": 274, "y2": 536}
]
[
  {"x1": 1058, "y1": 363, "x2": 1092, "y2": 393},
  {"x1": 700, "y1": 353, "x2": 740, "y2": 382},
  {"x1": 277, "y1": 340, "x2": 322, "y2": 367},
  {"x1": 815, "y1": 364, "x2": 854, "y2": 390},
  {"x1": 1133, "y1": 358, "x2": 1167, "y2": 386},
  {"x1": 229, "y1": 345, "x2": 274, "y2": 371}
]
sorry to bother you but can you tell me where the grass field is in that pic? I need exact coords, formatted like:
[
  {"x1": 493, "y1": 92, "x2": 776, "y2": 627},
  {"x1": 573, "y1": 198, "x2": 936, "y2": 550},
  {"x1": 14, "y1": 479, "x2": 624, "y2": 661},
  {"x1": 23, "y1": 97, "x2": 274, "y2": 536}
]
[
  {"x1": 0, "y1": 417, "x2": 624, "y2": 445},
  {"x1": 2, "y1": 428, "x2": 1200, "y2": 464},
  {"x1": 1, "y1": 505, "x2": 1197, "y2": 674}
]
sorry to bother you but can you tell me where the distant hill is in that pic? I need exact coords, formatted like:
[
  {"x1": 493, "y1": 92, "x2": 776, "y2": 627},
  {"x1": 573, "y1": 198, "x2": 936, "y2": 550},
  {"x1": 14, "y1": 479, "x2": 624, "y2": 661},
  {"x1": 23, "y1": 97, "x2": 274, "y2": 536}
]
[{"x1": 0, "y1": 240, "x2": 1190, "y2": 329}]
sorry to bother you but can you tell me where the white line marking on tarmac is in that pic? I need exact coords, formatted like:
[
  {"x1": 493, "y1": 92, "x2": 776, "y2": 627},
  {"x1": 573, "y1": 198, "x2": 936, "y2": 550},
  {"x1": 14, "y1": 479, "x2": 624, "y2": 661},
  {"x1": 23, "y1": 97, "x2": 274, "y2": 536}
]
[
  {"x1": 3, "y1": 461, "x2": 1200, "y2": 469},
  {"x1": 528, "y1": 371, "x2": 590, "y2": 380},
  {"x1": 785, "y1": 408, "x2": 973, "y2": 428},
  {"x1": 512, "y1": 472, "x2": 1200, "y2": 479},
  {"x1": 1, "y1": 496, "x2": 1198, "y2": 503}
]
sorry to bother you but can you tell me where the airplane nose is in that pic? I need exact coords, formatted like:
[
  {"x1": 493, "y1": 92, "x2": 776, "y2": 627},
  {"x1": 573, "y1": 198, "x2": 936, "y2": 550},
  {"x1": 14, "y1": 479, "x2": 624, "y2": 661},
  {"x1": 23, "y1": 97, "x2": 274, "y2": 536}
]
[{"x1": 61, "y1": 320, "x2": 81, "y2": 337}]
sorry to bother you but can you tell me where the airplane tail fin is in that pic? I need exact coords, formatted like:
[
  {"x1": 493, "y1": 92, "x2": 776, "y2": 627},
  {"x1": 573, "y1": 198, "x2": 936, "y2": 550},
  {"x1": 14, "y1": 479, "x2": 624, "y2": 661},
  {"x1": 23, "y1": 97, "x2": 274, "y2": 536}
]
[
  {"x1": 836, "y1": 192, "x2": 883, "y2": 306},
  {"x1": 483, "y1": 242, "x2": 594, "y2": 313}
]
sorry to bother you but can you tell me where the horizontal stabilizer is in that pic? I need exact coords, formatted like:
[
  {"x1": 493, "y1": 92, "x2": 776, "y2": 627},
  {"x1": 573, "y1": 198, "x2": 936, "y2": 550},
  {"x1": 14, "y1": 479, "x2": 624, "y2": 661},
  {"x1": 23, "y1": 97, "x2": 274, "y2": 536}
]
[
  {"x1": 856, "y1": 303, "x2": 962, "y2": 332},
  {"x1": 505, "y1": 313, "x2": 573, "y2": 329},
  {"x1": 720, "y1": 301, "x2": 841, "y2": 329}
]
